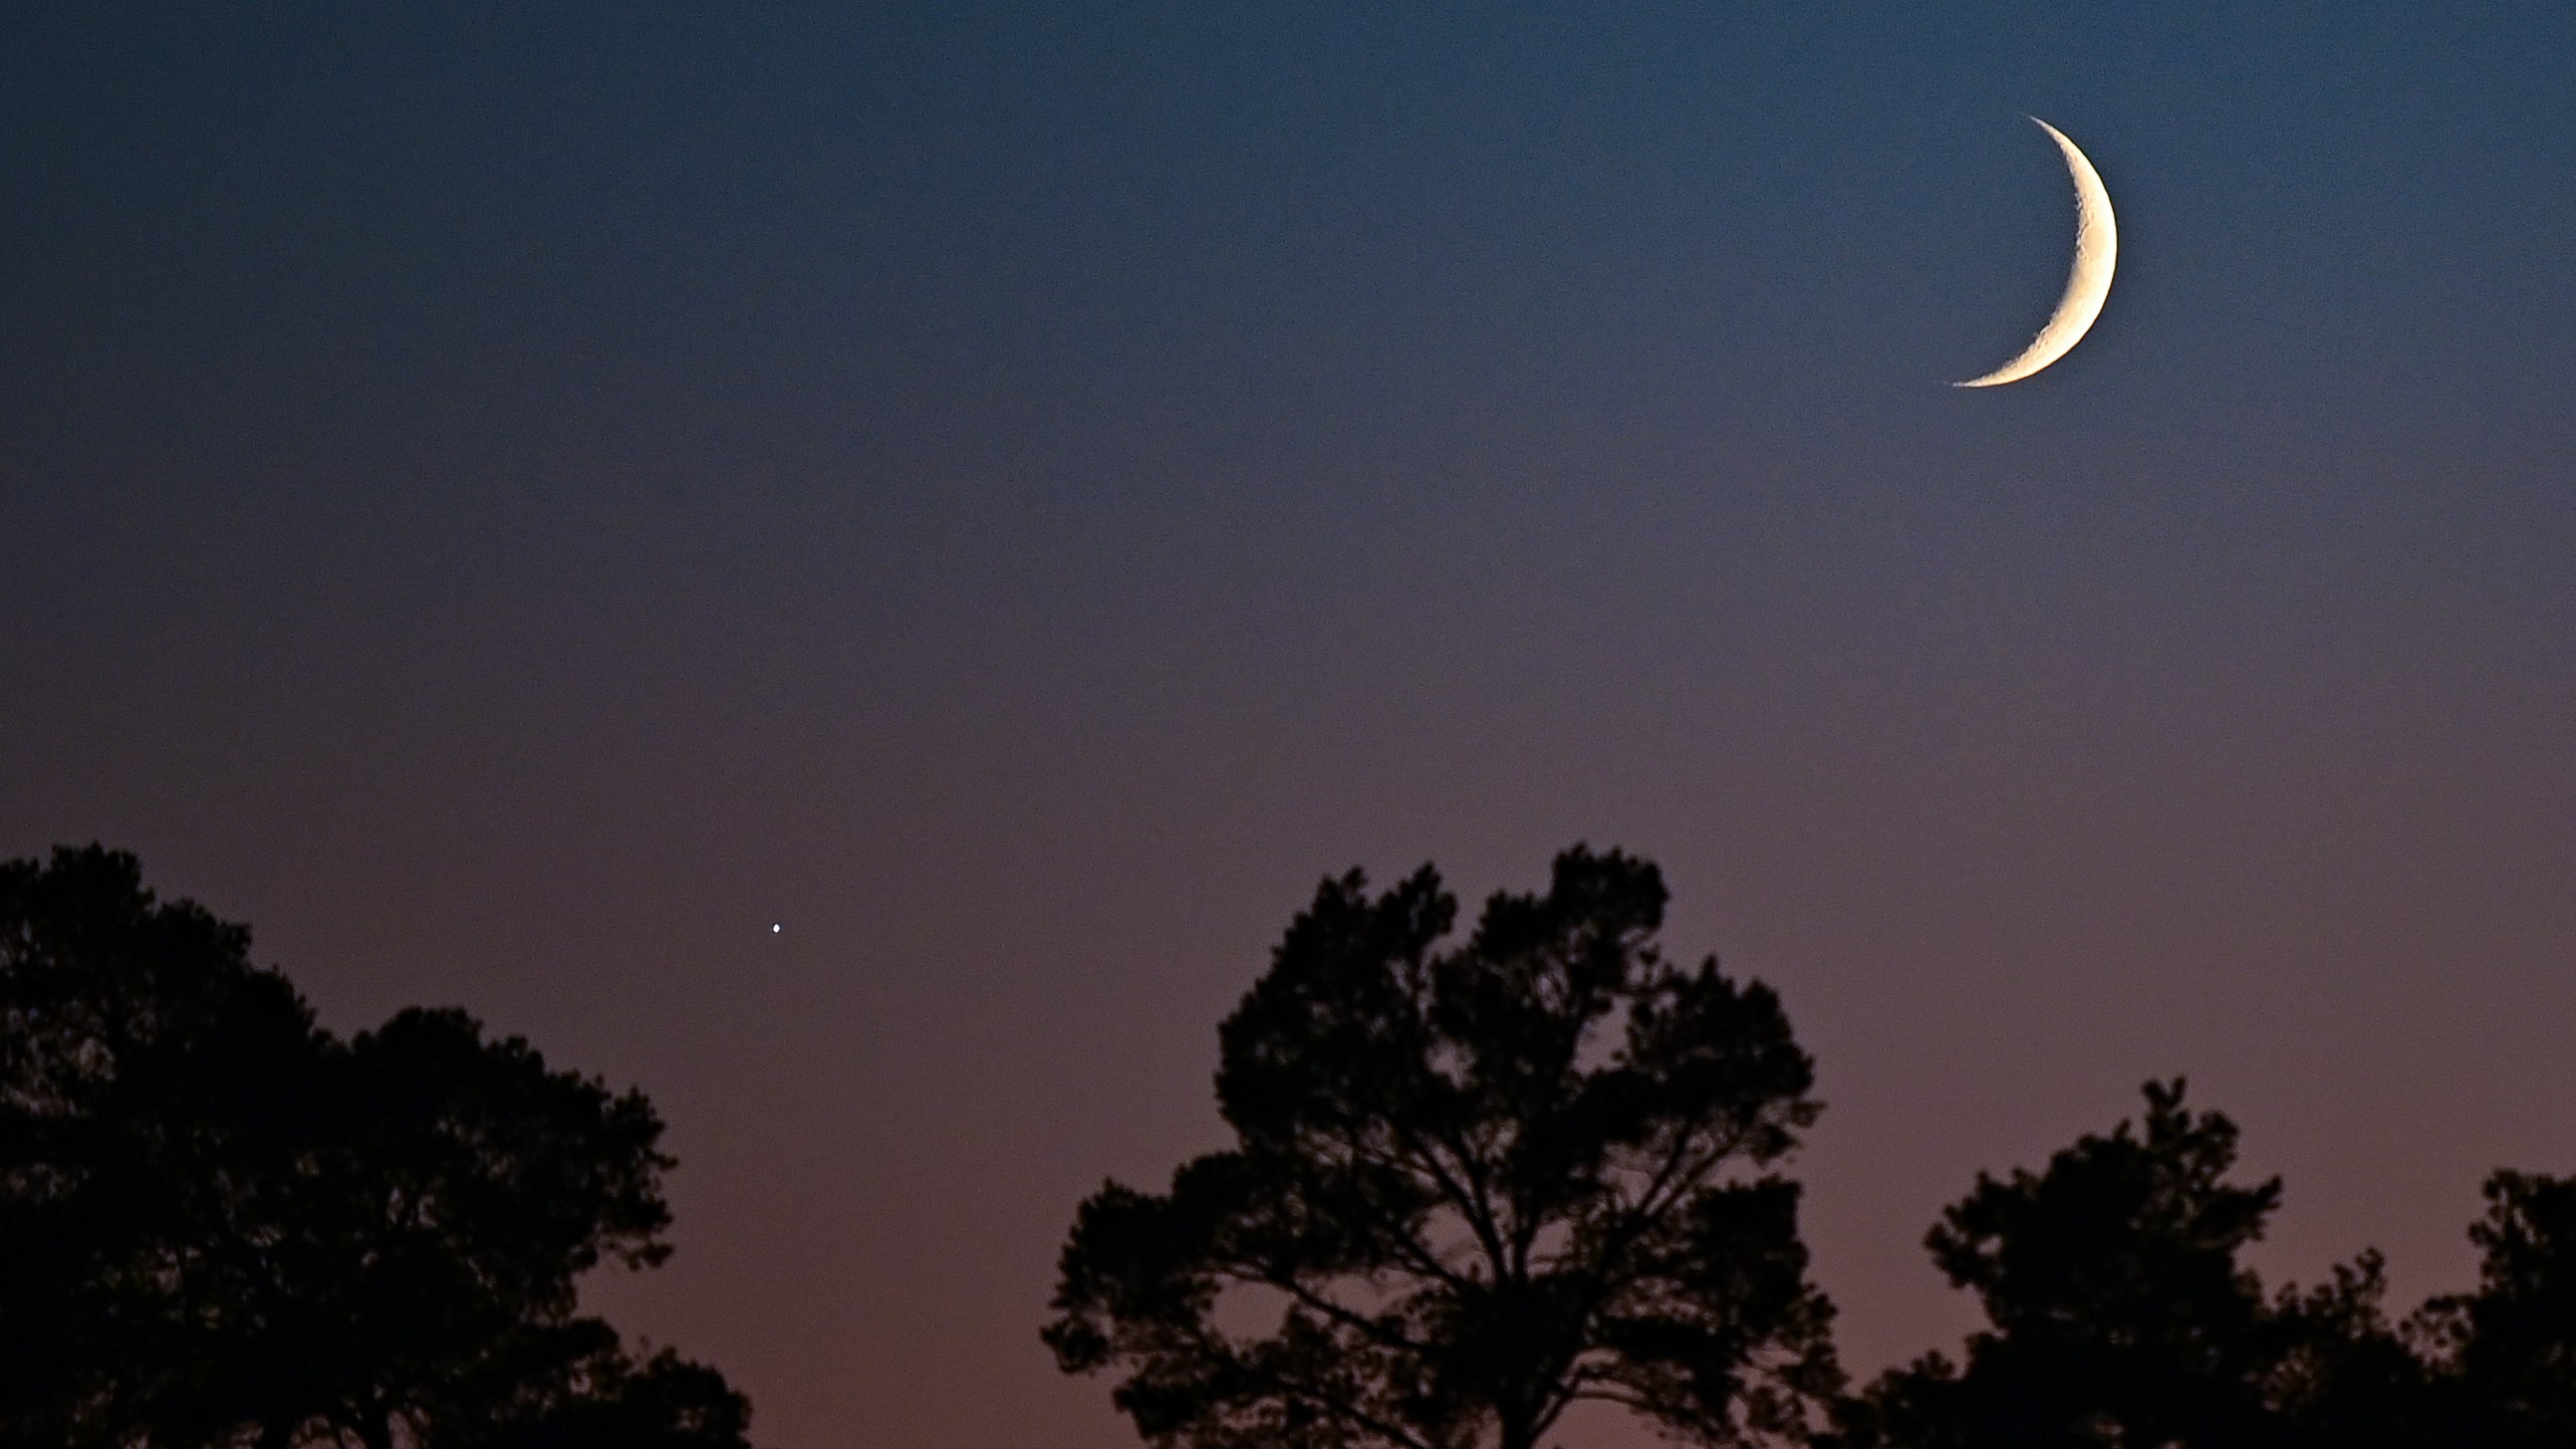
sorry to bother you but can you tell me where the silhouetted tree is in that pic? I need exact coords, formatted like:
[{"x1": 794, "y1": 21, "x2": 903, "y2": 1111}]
[
  {"x1": 193, "y1": 1007, "x2": 682, "y2": 1449},
  {"x1": 0, "y1": 845, "x2": 322, "y2": 1445},
  {"x1": 1831, "y1": 1081, "x2": 2444, "y2": 1449},
  {"x1": 2260, "y1": 1251, "x2": 2442, "y2": 1449},
  {"x1": 0, "y1": 845, "x2": 758, "y2": 1449},
  {"x1": 1044, "y1": 846, "x2": 1841, "y2": 1449},
  {"x1": 1830, "y1": 1082, "x2": 2276, "y2": 1448},
  {"x1": 2417, "y1": 1170, "x2": 2576, "y2": 1448}
]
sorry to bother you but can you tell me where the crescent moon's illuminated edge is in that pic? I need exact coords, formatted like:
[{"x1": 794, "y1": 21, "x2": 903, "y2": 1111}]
[{"x1": 1955, "y1": 118, "x2": 2117, "y2": 388}]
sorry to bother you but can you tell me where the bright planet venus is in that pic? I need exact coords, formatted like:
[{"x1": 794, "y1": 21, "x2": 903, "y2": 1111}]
[{"x1": 1956, "y1": 117, "x2": 2118, "y2": 388}]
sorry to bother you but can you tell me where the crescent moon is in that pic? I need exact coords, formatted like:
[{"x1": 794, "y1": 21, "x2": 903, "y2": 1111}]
[{"x1": 1955, "y1": 117, "x2": 2117, "y2": 388}]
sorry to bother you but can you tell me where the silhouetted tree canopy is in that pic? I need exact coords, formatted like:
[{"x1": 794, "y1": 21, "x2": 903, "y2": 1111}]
[
  {"x1": 1044, "y1": 845, "x2": 1841, "y2": 1449},
  {"x1": 1834, "y1": 1081, "x2": 2300, "y2": 1448},
  {"x1": 1830, "y1": 1081, "x2": 2572, "y2": 1449},
  {"x1": 2419, "y1": 1170, "x2": 2576, "y2": 1448},
  {"x1": 0, "y1": 845, "x2": 756, "y2": 1449},
  {"x1": 2258, "y1": 1249, "x2": 2442, "y2": 1449},
  {"x1": 25, "y1": 843, "x2": 2565, "y2": 1449}
]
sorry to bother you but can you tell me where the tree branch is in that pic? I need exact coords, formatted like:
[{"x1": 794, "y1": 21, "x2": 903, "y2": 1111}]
[
  {"x1": 1177, "y1": 1323, "x2": 1435, "y2": 1449},
  {"x1": 1228, "y1": 1261, "x2": 1433, "y2": 1359},
  {"x1": 1334, "y1": 1182, "x2": 1481, "y2": 1297},
  {"x1": 1337, "y1": 1119, "x2": 1507, "y2": 1286},
  {"x1": 1381, "y1": 1116, "x2": 1509, "y2": 1283}
]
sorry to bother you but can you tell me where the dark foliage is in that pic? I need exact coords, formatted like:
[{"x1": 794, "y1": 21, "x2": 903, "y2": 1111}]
[
  {"x1": 478, "y1": 1338, "x2": 759, "y2": 1449},
  {"x1": 2259, "y1": 1250, "x2": 2444, "y2": 1449},
  {"x1": 1044, "y1": 845, "x2": 1841, "y2": 1449},
  {"x1": 0, "y1": 845, "x2": 757, "y2": 1449},
  {"x1": 1833, "y1": 1081, "x2": 2568, "y2": 1449},
  {"x1": 2418, "y1": 1170, "x2": 2576, "y2": 1447}
]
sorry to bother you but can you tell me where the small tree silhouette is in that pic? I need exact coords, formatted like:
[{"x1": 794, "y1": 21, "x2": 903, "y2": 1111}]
[
  {"x1": 2420, "y1": 1170, "x2": 2576, "y2": 1448},
  {"x1": 1044, "y1": 845, "x2": 1841, "y2": 1449},
  {"x1": 1833, "y1": 1082, "x2": 2467, "y2": 1449},
  {"x1": 1846, "y1": 1082, "x2": 2290, "y2": 1448}
]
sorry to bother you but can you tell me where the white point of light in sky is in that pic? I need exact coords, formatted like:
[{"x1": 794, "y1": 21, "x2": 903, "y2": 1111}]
[{"x1": 771, "y1": 923, "x2": 782, "y2": 933}]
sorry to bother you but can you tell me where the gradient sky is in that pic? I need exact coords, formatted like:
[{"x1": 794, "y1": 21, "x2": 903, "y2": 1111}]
[{"x1": 7, "y1": 5, "x2": 2576, "y2": 1446}]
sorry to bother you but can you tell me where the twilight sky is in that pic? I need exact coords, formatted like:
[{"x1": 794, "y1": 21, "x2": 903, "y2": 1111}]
[{"x1": 6, "y1": 4, "x2": 2576, "y2": 1446}]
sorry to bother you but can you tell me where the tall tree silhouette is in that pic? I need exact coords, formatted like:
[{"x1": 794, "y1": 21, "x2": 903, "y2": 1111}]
[
  {"x1": 1044, "y1": 845, "x2": 1841, "y2": 1449},
  {"x1": 0, "y1": 845, "x2": 756, "y2": 1449}
]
